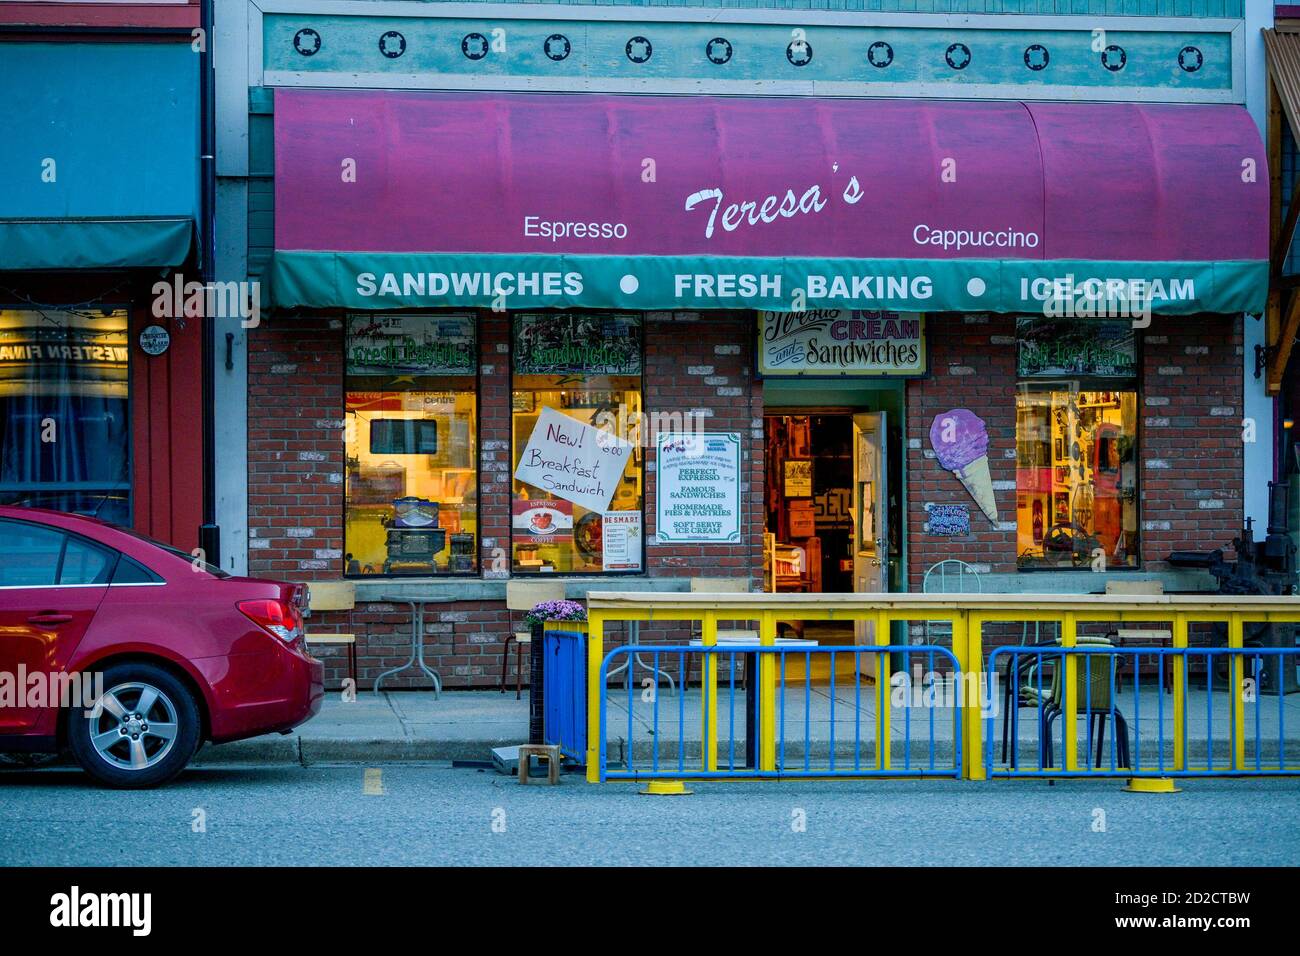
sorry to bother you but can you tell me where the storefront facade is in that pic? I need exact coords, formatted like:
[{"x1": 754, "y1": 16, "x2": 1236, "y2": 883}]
[
  {"x1": 214, "y1": 1, "x2": 1276, "y2": 687},
  {"x1": 0, "y1": 2, "x2": 205, "y2": 547}
]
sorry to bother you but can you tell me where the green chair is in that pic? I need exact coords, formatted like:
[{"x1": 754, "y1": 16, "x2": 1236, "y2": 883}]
[{"x1": 1041, "y1": 637, "x2": 1131, "y2": 769}]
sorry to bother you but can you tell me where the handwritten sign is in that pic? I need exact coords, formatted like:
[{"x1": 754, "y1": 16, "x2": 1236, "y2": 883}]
[
  {"x1": 759, "y1": 310, "x2": 925, "y2": 377},
  {"x1": 514, "y1": 406, "x2": 633, "y2": 513},
  {"x1": 656, "y1": 432, "x2": 741, "y2": 543}
]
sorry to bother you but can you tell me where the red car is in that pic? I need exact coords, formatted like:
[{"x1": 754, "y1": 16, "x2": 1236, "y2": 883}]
[{"x1": 0, "y1": 507, "x2": 323, "y2": 788}]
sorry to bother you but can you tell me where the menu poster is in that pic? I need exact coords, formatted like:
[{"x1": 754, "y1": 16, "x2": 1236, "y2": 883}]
[
  {"x1": 656, "y1": 432, "x2": 741, "y2": 544},
  {"x1": 784, "y1": 459, "x2": 812, "y2": 497},
  {"x1": 601, "y1": 512, "x2": 642, "y2": 571},
  {"x1": 513, "y1": 406, "x2": 634, "y2": 513}
]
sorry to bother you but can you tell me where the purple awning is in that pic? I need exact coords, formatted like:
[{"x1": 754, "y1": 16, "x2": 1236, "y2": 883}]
[
  {"x1": 275, "y1": 90, "x2": 1265, "y2": 264},
  {"x1": 270, "y1": 90, "x2": 1267, "y2": 314}
]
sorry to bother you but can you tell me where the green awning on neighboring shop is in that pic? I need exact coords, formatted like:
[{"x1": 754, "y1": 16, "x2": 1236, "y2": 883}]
[{"x1": 0, "y1": 218, "x2": 194, "y2": 271}]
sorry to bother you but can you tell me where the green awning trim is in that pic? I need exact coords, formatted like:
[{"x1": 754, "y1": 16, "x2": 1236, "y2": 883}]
[
  {"x1": 0, "y1": 218, "x2": 194, "y2": 271},
  {"x1": 267, "y1": 251, "x2": 1267, "y2": 316}
]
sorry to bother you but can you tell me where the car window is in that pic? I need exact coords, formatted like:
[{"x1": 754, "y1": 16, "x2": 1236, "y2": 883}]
[
  {"x1": 112, "y1": 527, "x2": 228, "y2": 578},
  {"x1": 60, "y1": 536, "x2": 116, "y2": 585},
  {"x1": 0, "y1": 520, "x2": 64, "y2": 586},
  {"x1": 111, "y1": 555, "x2": 163, "y2": 584}
]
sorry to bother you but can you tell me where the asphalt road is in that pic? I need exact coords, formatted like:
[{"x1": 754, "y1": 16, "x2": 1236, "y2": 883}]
[{"x1": 1, "y1": 762, "x2": 1297, "y2": 866}]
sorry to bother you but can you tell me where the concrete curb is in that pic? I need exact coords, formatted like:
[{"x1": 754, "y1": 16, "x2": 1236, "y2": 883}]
[
  {"x1": 190, "y1": 732, "x2": 1259, "y2": 767},
  {"x1": 192, "y1": 735, "x2": 528, "y2": 766}
]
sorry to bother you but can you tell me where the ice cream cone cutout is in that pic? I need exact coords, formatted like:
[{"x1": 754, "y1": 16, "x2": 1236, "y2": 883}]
[{"x1": 930, "y1": 409, "x2": 998, "y2": 523}]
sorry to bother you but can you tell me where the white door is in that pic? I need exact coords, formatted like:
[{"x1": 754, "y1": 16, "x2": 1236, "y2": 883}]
[{"x1": 852, "y1": 413, "x2": 889, "y2": 645}]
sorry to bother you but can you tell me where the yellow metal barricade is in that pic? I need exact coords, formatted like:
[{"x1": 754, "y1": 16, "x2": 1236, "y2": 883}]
[{"x1": 581, "y1": 592, "x2": 1300, "y2": 784}]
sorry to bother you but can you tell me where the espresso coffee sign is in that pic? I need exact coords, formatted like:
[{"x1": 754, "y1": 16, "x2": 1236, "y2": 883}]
[
  {"x1": 513, "y1": 406, "x2": 633, "y2": 513},
  {"x1": 759, "y1": 310, "x2": 925, "y2": 376}
]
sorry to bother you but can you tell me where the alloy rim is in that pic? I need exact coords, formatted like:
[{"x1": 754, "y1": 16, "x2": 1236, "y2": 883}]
[{"x1": 87, "y1": 682, "x2": 180, "y2": 771}]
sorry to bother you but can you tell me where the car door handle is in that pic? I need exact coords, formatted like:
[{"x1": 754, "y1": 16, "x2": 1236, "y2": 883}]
[{"x1": 27, "y1": 613, "x2": 73, "y2": 625}]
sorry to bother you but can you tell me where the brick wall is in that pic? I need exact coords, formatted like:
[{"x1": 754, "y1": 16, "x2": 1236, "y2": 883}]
[
  {"x1": 248, "y1": 309, "x2": 1244, "y2": 687},
  {"x1": 906, "y1": 313, "x2": 1019, "y2": 589},
  {"x1": 246, "y1": 310, "x2": 764, "y2": 689},
  {"x1": 1138, "y1": 315, "x2": 1245, "y2": 561},
  {"x1": 247, "y1": 314, "x2": 345, "y2": 575},
  {"x1": 643, "y1": 311, "x2": 765, "y2": 579},
  {"x1": 904, "y1": 313, "x2": 1244, "y2": 590}
]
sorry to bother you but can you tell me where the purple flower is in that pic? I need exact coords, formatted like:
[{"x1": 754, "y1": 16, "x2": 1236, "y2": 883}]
[{"x1": 523, "y1": 599, "x2": 587, "y2": 627}]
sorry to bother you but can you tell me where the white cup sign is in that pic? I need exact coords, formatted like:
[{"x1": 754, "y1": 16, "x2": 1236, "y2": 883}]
[{"x1": 513, "y1": 406, "x2": 633, "y2": 514}]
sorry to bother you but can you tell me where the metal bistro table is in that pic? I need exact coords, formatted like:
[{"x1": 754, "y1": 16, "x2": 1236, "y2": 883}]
[{"x1": 375, "y1": 595, "x2": 459, "y2": 697}]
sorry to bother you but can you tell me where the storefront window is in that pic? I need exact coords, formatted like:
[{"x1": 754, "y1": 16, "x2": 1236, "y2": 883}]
[
  {"x1": 1015, "y1": 319, "x2": 1139, "y2": 569},
  {"x1": 344, "y1": 314, "x2": 478, "y2": 576},
  {"x1": 511, "y1": 312, "x2": 644, "y2": 574},
  {"x1": 0, "y1": 309, "x2": 131, "y2": 526}
]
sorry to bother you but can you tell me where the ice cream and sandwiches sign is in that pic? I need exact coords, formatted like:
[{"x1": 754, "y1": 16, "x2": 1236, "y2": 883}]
[
  {"x1": 759, "y1": 310, "x2": 926, "y2": 377},
  {"x1": 514, "y1": 407, "x2": 634, "y2": 513},
  {"x1": 929, "y1": 409, "x2": 998, "y2": 524}
]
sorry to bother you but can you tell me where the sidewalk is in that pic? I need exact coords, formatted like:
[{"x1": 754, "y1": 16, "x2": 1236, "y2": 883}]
[
  {"x1": 195, "y1": 690, "x2": 531, "y2": 765},
  {"x1": 195, "y1": 682, "x2": 1300, "y2": 767}
]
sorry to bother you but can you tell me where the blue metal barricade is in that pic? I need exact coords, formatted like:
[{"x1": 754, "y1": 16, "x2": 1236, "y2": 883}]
[
  {"x1": 595, "y1": 643, "x2": 963, "y2": 781},
  {"x1": 987, "y1": 646, "x2": 1300, "y2": 778},
  {"x1": 542, "y1": 627, "x2": 586, "y2": 763}
]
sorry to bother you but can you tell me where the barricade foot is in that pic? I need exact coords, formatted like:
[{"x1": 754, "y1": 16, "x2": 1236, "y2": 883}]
[
  {"x1": 639, "y1": 780, "x2": 693, "y2": 796},
  {"x1": 1124, "y1": 777, "x2": 1180, "y2": 794}
]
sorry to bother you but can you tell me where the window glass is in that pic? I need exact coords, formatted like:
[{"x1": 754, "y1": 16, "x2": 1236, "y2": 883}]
[
  {"x1": 1015, "y1": 319, "x2": 1139, "y2": 569},
  {"x1": 344, "y1": 314, "x2": 478, "y2": 576},
  {"x1": 60, "y1": 537, "x2": 115, "y2": 585},
  {"x1": 0, "y1": 309, "x2": 131, "y2": 525},
  {"x1": 112, "y1": 555, "x2": 162, "y2": 584},
  {"x1": 511, "y1": 313, "x2": 644, "y2": 574},
  {"x1": 0, "y1": 520, "x2": 64, "y2": 586}
]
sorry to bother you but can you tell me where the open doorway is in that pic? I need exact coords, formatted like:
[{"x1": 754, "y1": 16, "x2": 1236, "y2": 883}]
[
  {"x1": 764, "y1": 413, "x2": 853, "y2": 593},
  {"x1": 764, "y1": 410, "x2": 890, "y2": 596},
  {"x1": 765, "y1": 409, "x2": 891, "y2": 669}
]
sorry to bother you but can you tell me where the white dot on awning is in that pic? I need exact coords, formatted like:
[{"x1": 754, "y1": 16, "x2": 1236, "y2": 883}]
[
  {"x1": 620, "y1": 274, "x2": 640, "y2": 294},
  {"x1": 966, "y1": 277, "x2": 986, "y2": 297}
]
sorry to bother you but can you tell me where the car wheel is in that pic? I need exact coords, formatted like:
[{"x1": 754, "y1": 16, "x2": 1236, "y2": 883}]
[{"x1": 68, "y1": 663, "x2": 202, "y2": 789}]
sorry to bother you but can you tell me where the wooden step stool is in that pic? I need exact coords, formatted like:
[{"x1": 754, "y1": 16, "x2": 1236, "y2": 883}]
[{"x1": 518, "y1": 744, "x2": 562, "y2": 785}]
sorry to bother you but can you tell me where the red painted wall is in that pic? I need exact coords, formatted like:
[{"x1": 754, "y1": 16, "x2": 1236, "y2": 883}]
[
  {"x1": 129, "y1": 304, "x2": 203, "y2": 552},
  {"x1": 0, "y1": 2, "x2": 199, "y2": 30}
]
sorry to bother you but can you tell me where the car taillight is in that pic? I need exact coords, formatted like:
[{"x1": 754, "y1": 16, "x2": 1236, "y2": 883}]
[{"x1": 237, "y1": 599, "x2": 303, "y2": 644}]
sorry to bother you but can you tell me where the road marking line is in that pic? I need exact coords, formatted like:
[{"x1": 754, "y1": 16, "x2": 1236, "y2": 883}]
[{"x1": 363, "y1": 768, "x2": 384, "y2": 795}]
